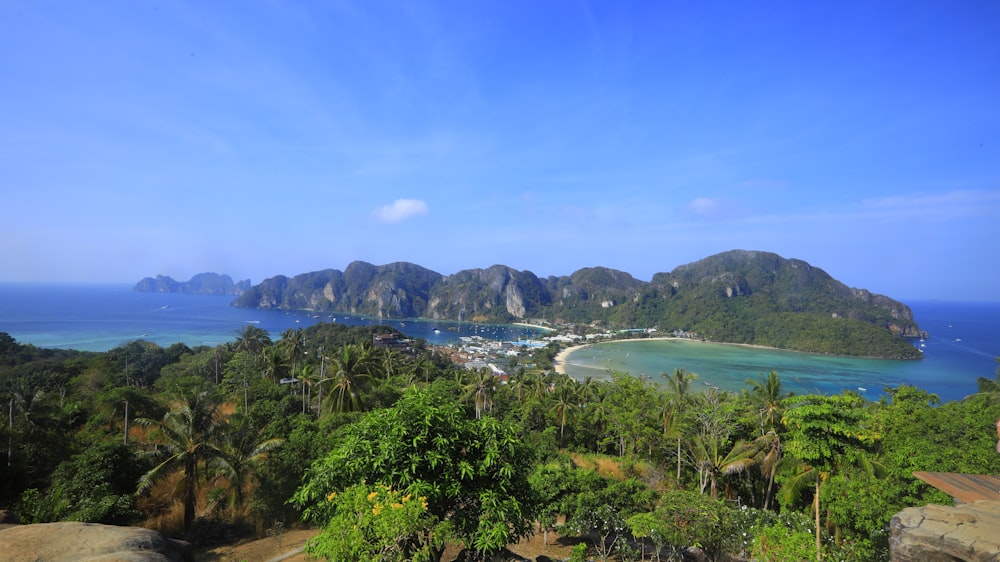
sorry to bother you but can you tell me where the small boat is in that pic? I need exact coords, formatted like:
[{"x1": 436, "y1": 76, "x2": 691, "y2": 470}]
[{"x1": 857, "y1": 387, "x2": 867, "y2": 392}]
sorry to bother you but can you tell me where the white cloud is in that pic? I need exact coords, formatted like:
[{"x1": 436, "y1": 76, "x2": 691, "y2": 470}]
[
  {"x1": 681, "y1": 197, "x2": 748, "y2": 220},
  {"x1": 374, "y1": 198, "x2": 429, "y2": 223}
]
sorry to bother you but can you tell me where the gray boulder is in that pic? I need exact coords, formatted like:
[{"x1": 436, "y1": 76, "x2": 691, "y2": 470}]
[
  {"x1": 0, "y1": 522, "x2": 191, "y2": 562},
  {"x1": 889, "y1": 500, "x2": 1000, "y2": 562}
]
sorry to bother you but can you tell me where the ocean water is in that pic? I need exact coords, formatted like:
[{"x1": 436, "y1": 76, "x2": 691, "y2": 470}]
[
  {"x1": 560, "y1": 300, "x2": 1000, "y2": 402},
  {"x1": 1, "y1": 284, "x2": 996, "y2": 402},
  {"x1": 0, "y1": 283, "x2": 546, "y2": 351}
]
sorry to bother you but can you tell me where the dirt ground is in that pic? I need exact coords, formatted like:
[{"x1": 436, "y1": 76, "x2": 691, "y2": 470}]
[{"x1": 194, "y1": 527, "x2": 580, "y2": 561}]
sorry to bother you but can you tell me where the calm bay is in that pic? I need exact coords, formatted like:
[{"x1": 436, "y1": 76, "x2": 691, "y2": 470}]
[
  {"x1": 560, "y1": 300, "x2": 1000, "y2": 402},
  {"x1": 0, "y1": 283, "x2": 997, "y2": 402}
]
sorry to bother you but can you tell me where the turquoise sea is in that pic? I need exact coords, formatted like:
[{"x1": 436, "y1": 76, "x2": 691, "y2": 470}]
[
  {"x1": 0, "y1": 283, "x2": 546, "y2": 351},
  {"x1": 0, "y1": 283, "x2": 997, "y2": 403},
  {"x1": 560, "y1": 300, "x2": 1000, "y2": 402}
]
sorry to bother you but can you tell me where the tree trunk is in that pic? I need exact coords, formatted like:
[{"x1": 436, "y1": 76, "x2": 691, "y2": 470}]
[
  {"x1": 676, "y1": 436, "x2": 681, "y2": 481},
  {"x1": 185, "y1": 457, "x2": 197, "y2": 537},
  {"x1": 764, "y1": 462, "x2": 777, "y2": 510},
  {"x1": 7, "y1": 398, "x2": 12, "y2": 467},
  {"x1": 123, "y1": 399, "x2": 129, "y2": 445},
  {"x1": 814, "y1": 478, "x2": 821, "y2": 561}
]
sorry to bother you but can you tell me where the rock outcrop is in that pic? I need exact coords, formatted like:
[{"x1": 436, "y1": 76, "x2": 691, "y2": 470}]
[
  {"x1": 135, "y1": 273, "x2": 250, "y2": 296},
  {"x1": 228, "y1": 250, "x2": 926, "y2": 358},
  {"x1": 0, "y1": 522, "x2": 192, "y2": 562},
  {"x1": 889, "y1": 501, "x2": 1000, "y2": 561}
]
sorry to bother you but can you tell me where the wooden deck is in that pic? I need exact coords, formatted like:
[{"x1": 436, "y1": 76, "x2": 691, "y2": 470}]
[{"x1": 913, "y1": 471, "x2": 1000, "y2": 503}]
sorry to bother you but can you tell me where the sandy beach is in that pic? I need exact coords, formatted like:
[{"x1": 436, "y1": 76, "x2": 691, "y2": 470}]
[
  {"x1": 553, "y1": 337, "x2": 685, "y2": 375},
  {"x1": 552, "y1": 336, "x2": 790, "y2": 376}
]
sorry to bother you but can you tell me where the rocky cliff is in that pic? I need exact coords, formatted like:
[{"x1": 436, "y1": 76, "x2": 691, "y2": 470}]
[{"x1": 229, "y1": 250, "x2": 926, "y2": 358}]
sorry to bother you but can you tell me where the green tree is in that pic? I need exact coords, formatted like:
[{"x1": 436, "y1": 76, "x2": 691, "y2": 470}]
[
  {"x1": 294, "y1": 386, "x2": 537, "y2": 561},
  {"x1": 210, "y1": 411, "x2": 284, "y2": 515},
  {"x1": 781, "y1": 393, "x2": 873, "y2": 561},
  {"x1": 306, "y1": 483, "x2": 436, "y2": 561},
  {"x1": 18, "y1": 440, "x2": 144, "y2": 525},
  {"x1": 279, "y1": 328, "x2": 306, "y2": 380},
  {"x1": 662, "y1": 368, "x2": 698, "y2": 480},
  {"x1": 746, "y1": 371, "x2": 788, "y2": 434},
  {"x1": 136, "y1": 388, "x2": 223, "y2": 536},
  {"x1": 549, "y1": 383, "x2": 579, "y2": 446},
  {"x1": 327, "y1": 344, "x2": 374, "y2": 414}
]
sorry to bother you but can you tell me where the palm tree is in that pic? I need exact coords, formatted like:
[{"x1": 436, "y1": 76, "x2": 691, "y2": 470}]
[
  {"x1": 549, "y1": 384, "x2": 579, "y2": 446},
  {"x1": 689, "y1": 433, "x2": 758, "y2": 498},
  {"x1": 279, "y1": 328, "x2": 306, "y2": 380},
  {"x1": 136, "y1": 390, "x2": 222, "y2": 536},
  {"x1": 298, "y1": 364, "x2": 317, "y2": 415},
  {"x1": 327, "y1": 344, "x2": 373, "y2": 414},
  {"x1": 662, "y1": 368, "x2": 698, "y2": 480},
  {"x1": 663, "y1": 368, "x2": 698, "y2": 403},
  {"x1": 656, "y1": 397, "x2": 684, "y2": 482},
  {"x1": 754, "y1": 430, "x2": 783, "y2": 510},
  {"x1": 234, "y1": 325, "x2": 271, "y2": 359},
  {"x1": 261, "y1": 346, "x2": 285, "y2": 383},
  {"x1": 209, "y1": 412, "x2": 284, "y2": 514},
  {"x1": 746, "y1": 371, "x2": 787, "y2": 434},
  {"x1": 463, "y1": 369, "x2": 496, "y2": 420}
]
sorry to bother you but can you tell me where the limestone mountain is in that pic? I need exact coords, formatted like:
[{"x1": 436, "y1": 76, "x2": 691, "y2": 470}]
[
  {"x1": 227, "y1": 250, "x2": 925, "y2": 358},
  {"x1": 426, "y1": 265, "x2": 551, "y2": 322},
  {"x1": 134, "y1": 273, "x2": 250, "y2": 296},
  {"x1": 234, "y1": 261, "x2": 442, "y2": 318}
]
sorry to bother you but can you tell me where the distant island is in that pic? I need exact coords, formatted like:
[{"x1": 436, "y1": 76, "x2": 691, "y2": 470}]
[
  {"x1": 220, "y1": 250, "x2": 927, "y2": 359},
  {"x1": 134, "y1": 273, "x2": 251, "y2": 296}
]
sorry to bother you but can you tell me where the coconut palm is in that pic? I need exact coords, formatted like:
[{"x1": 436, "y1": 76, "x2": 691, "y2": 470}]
[
  {"x1": 209, "y1": 412, "x2": 284, "y2": 514},
  {"x1": 261, "y1": 346, "x2": 285, "y2": 383},
  {"x1": 549, "y1": 384, "x2": 579, "y2": 446},
  {"x1": 746, "y1": 371, "x2": 788, "y2": 434},
  {"x1": 689, "y1": 433, "x2": 758, "y2": 498},
  {"x1": 136, "y1": 390, "x2": 222, "y2": 536},
  {"x1": 279, "y1": 328, "x2": 306, "y2": 380},
  {"x1": 327, "y1": 344, "x2": 374, "y2": 414},
  {"x1": 662, "y1": 368, "x2": 698, "y2": 403},
  {"x1": 662, "y1": 368, "x2": 698, "y2": 480},
  {"x1": 463, "y1": 369, "x2": 496, "y2": 420},
  {"x1": 754, "y1": 430, "x2": 783, "y2": 510},
  {"x1": 234, "y1": 325, "x2": 271, "y2": 359}
]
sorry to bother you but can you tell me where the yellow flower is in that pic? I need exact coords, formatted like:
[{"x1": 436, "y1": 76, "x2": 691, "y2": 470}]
[
  {"x1": 402, "y1": 494, "x2": 412, "y2": 503},
  {"x1": 367, "y1": 491, "x2": 378, "y2": 502},
  {"x1": 372, "y1": 504, "x2": 383, "y2": 515},
  {"x1": 326, "y1": 492, "x2": 337, "y2": 502},
  {"x1": 391, "y1": 503, "x2": 403, "y2": 509}
]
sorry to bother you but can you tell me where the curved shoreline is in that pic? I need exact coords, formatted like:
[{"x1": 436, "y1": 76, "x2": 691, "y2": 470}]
[
  {"x1": 552, "y1": 336, "x2": 916, "y2": 377},
  {"x1": 554, "y1": 337, "x2": 681, "y2": 375}
]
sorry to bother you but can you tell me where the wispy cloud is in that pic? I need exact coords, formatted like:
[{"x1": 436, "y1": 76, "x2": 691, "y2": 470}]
[
  {"x1": 374, "y1": 198, "x2": 429, "y2": 223},
  {"x1": 859, "y1": 190, "x2": 1000, "y2": 220},
  {"x1": 680, "y1": 197, "x2": 749, "y2": 221}
]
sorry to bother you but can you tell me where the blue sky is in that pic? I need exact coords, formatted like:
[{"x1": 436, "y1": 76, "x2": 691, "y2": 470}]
[{"x1": 1, "y1": 1, "x2": 998, "y2": 301}]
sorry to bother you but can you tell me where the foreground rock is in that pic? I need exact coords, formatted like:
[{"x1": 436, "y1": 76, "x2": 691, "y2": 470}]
[
  {"x1": 889, "y1": 500, "x2": 1000, "y2": 561},
  {"x1": 0, "y1": 522, "x2": 191, "y2": 562}
]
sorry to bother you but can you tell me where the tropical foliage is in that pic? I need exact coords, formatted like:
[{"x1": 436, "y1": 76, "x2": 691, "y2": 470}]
[{"x1": 0, "y1": 323, "x2": 997, "y2": 561}]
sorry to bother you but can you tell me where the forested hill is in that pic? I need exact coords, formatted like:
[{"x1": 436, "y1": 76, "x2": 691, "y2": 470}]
[{"x1": 227, "y1": 250, "x2": 924, "y2": 359}]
